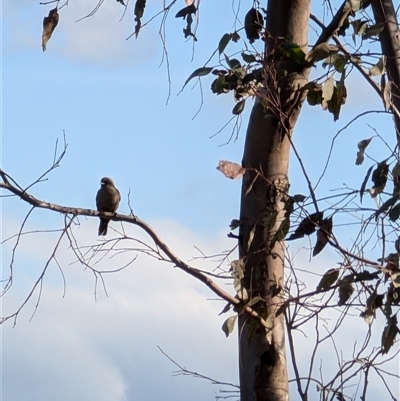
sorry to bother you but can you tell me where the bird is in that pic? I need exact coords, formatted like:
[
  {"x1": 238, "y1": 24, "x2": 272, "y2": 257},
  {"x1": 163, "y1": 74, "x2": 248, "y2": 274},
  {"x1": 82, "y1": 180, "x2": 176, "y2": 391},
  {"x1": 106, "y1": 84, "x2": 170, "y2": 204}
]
[{"x1": 96, "y1": 177, "x2": 121, "y2": 236}]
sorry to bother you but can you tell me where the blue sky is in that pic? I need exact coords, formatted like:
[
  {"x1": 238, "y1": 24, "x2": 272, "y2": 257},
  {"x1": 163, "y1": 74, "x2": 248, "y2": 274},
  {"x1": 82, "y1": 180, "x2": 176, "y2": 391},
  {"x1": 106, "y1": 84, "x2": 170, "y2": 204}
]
[{"x1": 2, "y1": 1, "x2": 399, "y2": 400}]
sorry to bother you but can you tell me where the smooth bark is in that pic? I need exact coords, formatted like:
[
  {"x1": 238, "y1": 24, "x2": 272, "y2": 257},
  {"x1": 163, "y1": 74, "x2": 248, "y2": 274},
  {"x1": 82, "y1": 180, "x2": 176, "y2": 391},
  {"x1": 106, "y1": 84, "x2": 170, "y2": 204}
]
[{"x1": 238, "y1": 1, "x2": 311, "y2": 400}]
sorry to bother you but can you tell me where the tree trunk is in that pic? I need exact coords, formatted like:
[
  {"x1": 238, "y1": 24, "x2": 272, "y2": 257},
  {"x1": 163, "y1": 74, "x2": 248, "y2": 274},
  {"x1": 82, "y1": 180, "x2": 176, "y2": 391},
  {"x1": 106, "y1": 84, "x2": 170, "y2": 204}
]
[
  {"x1": 238, "y1": 1, "x2": 311, "y2": 400},
  {"x1": 371, "y1": 0, "x2": 400, "y2": 144}
]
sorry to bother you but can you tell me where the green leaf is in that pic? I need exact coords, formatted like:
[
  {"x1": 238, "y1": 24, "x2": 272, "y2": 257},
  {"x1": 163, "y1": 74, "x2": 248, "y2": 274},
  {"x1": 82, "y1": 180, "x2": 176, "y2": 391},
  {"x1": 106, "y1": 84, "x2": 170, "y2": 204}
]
[
  {"x1": 305, "y1": 43, "x2": 339, "y2": 64},
  {"x1": 313, "y1": 217, "x2": 333, "y2": 257},
  {"x1": 360, "y1": 292, "x2": 384, "y2": 324},
  {"x1": 307, "y1": 88, "x2": 323, "y2": 106},
  {"x1": 182, "y1": 67, "x2": 213, "y2": 90},
  {"x1": 352, "y1": 19, "x2": 368, "y2": 36},
  {"x1": 270, "y1": 215, "x2": 290, "y2": 248},
  {"x1": 231, "y1": 259, "x2": 248, "y2": 301},
  {"x1": 232, "y1": 100, "x2": 246, "y2": 115},
  {"x1": 218, "y1": 303, "x2": 231, "y2": 315},
  {"x1": 371, "y1": 160, "x2": 389, "y2": 198},
  {"x1": 369, "y1": 56, "x2": 386, "y2": 76},
  {"x1": 228, "y1": 58, "x2": 241, "y2": 70},
  {"x1": 355, "y1": 137, "x2": 373, "y2": 165},
  {"x1": 363, "y1": 22, "x2": 384, "y2": 39},
  {"x1": 322, "y1": 76, "x2": 334, "y2": 110},
  {"x1": 211, "y1": 75, "x2": 228, "y2": 95},
  {"x1": 175, "y1": 3, "x2": 196, "y2": 18},
  {"x1": 338, "y1": 282, "x2": 354, "y2": 305},
  {"x1": 322, "y1": 54, "x2": 347, "y2": 73},
  {"x1": 360, "y1": 165, "x2": 373, "y2": 203},
  {"x1": 241, "y1": 52, "x2": 256, "y2": 63},
  {"x1": 222, "y1": 315, "x2": 237, "y2": 337},
  {"x1": 244, "y1": 8, "x2": 264, "y2": 44},
  {"x1": 287, "y1": 211, "x2": 323, "y2": 241},
  {"x1": 337, "y1": 16, "x2": 350, "y2": 36},
  {"x1": 375, "y1": 195, "x2": 399, "y2": 219},
  {"x1": 282, "y1": 41, "x2": 306, "y2": 65},
  {"x1": 327, "y1": 83, "x2": 346, "y2": 121},
  {"x1": 381, "y1": 315, "x2": 398, "y2": 354},
  {"x1": 218, "y1": 33, "x2": 232, "y2": 55},
  {"x1": 389, "y1": 203, "x2": 400, "y2": 221},
  {"x1": 134, "y1": 0, "x2": 146, "y2": 37},
  {"x1": 316, "y1": 268, "x2": 340, "y2": 292}
]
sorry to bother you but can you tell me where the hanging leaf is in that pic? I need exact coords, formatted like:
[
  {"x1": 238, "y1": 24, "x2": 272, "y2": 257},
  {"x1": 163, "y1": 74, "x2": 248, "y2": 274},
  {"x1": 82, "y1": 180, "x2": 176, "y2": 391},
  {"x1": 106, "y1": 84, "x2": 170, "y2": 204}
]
[
  {"x1": 216, "y1": 160, "x2": 246, "y2": 179},
  {"x1": 316, "y1": 268, "x2": 340, "y2": 292},
  {"x1": 381, "y1": 315, "x2": 398, "y2": 354},
  {"x1": 322, "y1": 76, "x2": 334, "y2": 110},
  {"x1": 42, "y1": 8, "x2": 59, "y2": 52},
  {"x1": 313, "y1": 217, "x2": 333, "y2": 257},
  {"x1": 389, "y1": 203, "x2": 400, "y2": 221},
  {"x1": 305, "y1": 43, "x2": 340, "y2": 64},
  {"x1": 370, "y1": 160, "x2": 389, "y2": 198},
  {"x1": 175, "y1": 3, "x2": 196, "y2": 18},
  {"x1": 382, "y1": 80, "x2": 392, "y2": 111},
  {"x1": 375, "y1": 195, "x2": 399, "y2": 219},
  {"x1": 322, "y1": 54, "x2": 347, "y2": 73},
  {"x1": 218, "y1": 33, "x2": 232, "y2": 55},
  {"x1": 134, "y1": 0, "x2": 146, "y2": 37},
  {"x1": 352, "y1": 19, "x2": 368, "y2": 37},
  {"x1": 244, "y1": 8, "x2": 264, "y2": 43},
  {"x1": 337, "y1": 15, "x2": 350, "y2": 36},
  {"x1": 270, "y1": 215, "x2": 290, "y2": 248},
  {"x1": 327, "y1": 81, "x2": 347, "y2": 121},
  {"x1": 231, "y1": 259, "x2": 248, "y2": 301},
  {"x1": 355, "y1": 137, "x2": 373, "y2": 165},
  {"x1": 306, "y1": 86, "x2": 323, "y2": 106},
  {"x1": 360, "y1": 292, "x2": 384, "y2": 324},
  {"x1": 281, "y1": 41, "x2": 306, "y2": 65},
  {"x1": 219, "y1": 303, "x2": 231, "y2": 315},
  {"x1": 360, "y1": 165, "x2": 373, "y2": 203},
  {"x1": 338, "y1": 282, "x2": 354, "y2": 305},
  {"x1": 232, "y1": 31, "x2": 241, "y2": 42},
  {"x1": 363, "y1": 22, "x2": 384, "y2": 39},
  {"x1": 222, "y1": 315, "x2": 237, "y2": 337},
  {"x1": 224, "y1": 55, "x2": 241, "y2": 70},
  {"x1": 241, "y1": 52, "x2": 257, "y2": 63},
  {"x1": 287, "y1": 212, "x2": 323, "y2": 241},
  {"x1": 369, "y1": 56, "x2": 386, "y2": 76},
  {"x1": 182, "y1": 67, "x2": 213, "y2": 90},
  {"x1": 340, "y1": 270, "x2": 380, "y2": 284},
  {"x1": 232, "y1": 100, "x2": 246, "y2": 115},
  {"x1": 182, "y1": 12, "x2": 197, "y2": 41}
]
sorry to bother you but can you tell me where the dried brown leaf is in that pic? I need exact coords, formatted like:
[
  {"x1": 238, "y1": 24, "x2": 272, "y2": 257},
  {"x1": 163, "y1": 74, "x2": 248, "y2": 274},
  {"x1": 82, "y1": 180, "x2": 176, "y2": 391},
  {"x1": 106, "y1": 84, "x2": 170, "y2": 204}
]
[
  {"x1": 217, "y1": 160, "x2": 246, "y2": 179},
  {"x1": 355, "y1": 137, "x2": 373, "y2": 165},
  {"x1": 42, "y1": 8, "x2": 59, "y2": 52}
]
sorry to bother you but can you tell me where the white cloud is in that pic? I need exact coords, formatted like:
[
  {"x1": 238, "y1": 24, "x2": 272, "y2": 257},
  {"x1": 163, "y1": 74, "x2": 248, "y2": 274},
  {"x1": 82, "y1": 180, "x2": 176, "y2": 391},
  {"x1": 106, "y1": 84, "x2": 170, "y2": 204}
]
[
  {"x1": 2, "y1": 216, "x2": 239, "y2": 401},
  {"x1": 2, "y1": 215, "x2": 398, "y2": 401},
  {"x1": 2, "y1": 0, "x2": 158, "y2": 66}
]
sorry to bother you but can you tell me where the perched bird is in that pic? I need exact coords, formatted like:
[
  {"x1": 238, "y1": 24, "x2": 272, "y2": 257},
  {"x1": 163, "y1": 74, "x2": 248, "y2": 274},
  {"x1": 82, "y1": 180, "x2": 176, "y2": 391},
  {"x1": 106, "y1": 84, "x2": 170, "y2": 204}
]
[{"x1": 96, "y1": 177, "x2": 121, "y2": 236}]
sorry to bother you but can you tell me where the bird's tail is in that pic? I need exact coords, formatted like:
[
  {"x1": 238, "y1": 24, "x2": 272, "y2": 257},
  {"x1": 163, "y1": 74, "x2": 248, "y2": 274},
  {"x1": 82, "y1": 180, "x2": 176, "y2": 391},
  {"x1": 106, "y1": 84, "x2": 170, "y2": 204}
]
[{"x1": 98, "y1": 218, "x2": 109, "y2": 236}]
